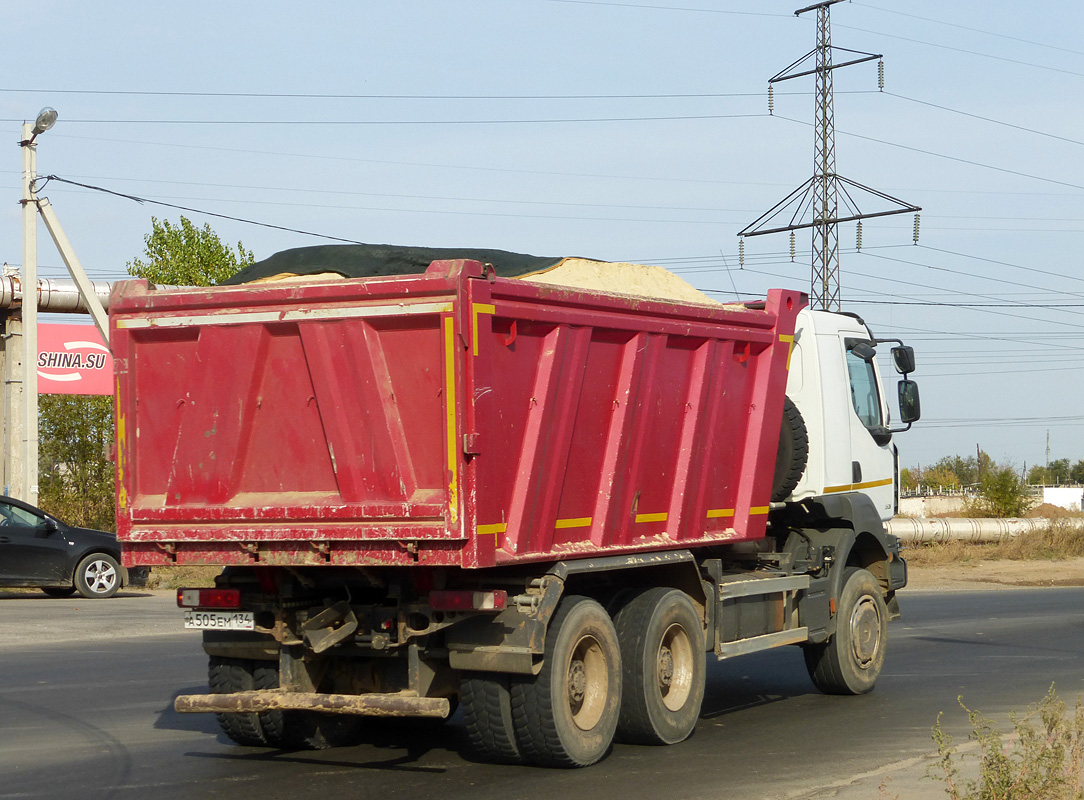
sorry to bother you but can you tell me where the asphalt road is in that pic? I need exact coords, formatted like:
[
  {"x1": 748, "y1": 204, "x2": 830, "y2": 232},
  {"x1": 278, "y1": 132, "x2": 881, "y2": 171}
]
[{"x1": 2, "y1": 586, "x2": 1083, "y2": 800}]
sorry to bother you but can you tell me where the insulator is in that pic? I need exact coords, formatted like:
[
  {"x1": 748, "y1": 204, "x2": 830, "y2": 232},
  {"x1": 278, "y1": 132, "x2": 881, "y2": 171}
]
[
  {"x1": 789, "y1": 231, "x2": 796, "y2": 261},
  {"x1": 768, "y1": 84, "x2": 774, "y2": 115},
  {"x1": 878, "y1": 60, "x2": 884, "y2": 91},
  {"x1": 739, "y1": 238, "x2": 745, "y2": 268},
  {"x1": 856, "y1": 221, "x2": 863, "y2": 252},
  {"x1": 912, "y1": 213, "x2": 921, "y2": 244}
]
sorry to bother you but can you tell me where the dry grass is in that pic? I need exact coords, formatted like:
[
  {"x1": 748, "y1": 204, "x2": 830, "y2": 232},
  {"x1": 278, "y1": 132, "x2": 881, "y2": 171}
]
[
  {"x1": 141, "y1": 565, "x2": 221, "y2": 590},
  {"x1": 903, "y1": 518, "x2": 1084, "y2": 567},
  {"x1": 929, "y1": 687, "x2": 1084, "y2": 800}
]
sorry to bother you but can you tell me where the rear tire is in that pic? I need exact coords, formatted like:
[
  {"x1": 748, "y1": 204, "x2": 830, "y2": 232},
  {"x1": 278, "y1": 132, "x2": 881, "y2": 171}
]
[
  {"x1": 256, "y1": 664, "x2": 363, "y2": 750},
  {"x1": 208, "y1": 656, "x2": 271, "y2": 747},
  {"x1": 613, "y1": 588, "x2": 705, "y2": 745},
  {"x1": 461, "y1": 672, "x2": 522, "y2": 763},
  {"x1": 510, "y1": 596, "x2": 621, "y2": 767},
  {"x1": 803, "y1": 567, "x2": 887, "y2": 695},
  {"x1": 207, "y1": 657, "x2": 362, "y2": 749}
]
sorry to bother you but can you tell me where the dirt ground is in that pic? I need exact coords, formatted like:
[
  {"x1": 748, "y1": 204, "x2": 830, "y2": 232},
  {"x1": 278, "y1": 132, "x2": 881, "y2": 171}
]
[{"x1": 904, "y1": 556, "x2": 1084, "y2": 591}]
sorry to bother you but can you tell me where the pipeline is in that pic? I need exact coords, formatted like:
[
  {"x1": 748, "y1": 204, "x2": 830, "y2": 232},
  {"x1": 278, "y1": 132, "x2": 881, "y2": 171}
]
[
  {"x1": 888, "y1": 516, "x2": 1084, "y2": 544},
  {"x1": 0, "y1": 275, "x2": 112, "y2": 313}
]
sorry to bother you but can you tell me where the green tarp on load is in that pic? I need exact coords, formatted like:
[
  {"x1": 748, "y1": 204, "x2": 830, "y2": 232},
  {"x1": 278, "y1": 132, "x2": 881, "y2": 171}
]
[{"x1": 224, "y1": 243, "x2": 563, "y2": 285}]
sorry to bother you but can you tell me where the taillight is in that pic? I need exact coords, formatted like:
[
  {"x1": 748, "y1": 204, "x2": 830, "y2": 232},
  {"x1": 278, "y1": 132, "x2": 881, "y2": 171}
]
[
  {"x1": 429, "y1": 590, "x2": 508, "y2": 612},
  {"x1": 177, "y1": 588, "x2": 242, "y2": 609}
]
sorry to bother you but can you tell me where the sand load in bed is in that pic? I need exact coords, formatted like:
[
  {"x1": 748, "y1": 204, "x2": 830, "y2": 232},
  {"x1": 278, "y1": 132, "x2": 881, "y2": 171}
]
[{"x1": 226, "y1": 244, "x2": 719, "y2": 307}]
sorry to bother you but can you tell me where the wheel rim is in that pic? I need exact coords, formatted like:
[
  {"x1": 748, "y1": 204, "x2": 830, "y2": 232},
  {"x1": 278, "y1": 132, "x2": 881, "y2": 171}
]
[
  {"x1": 566, "y1": 634, "x2": 609, "y2": 731},
  {"x1": 657, "y1": 622, "x2": 695, "y2": 712},
  {"x1": 849, "y1": 594, "x2": 882, "y2": 669},
  {"x1": 85, "y1": 560, "x2": 118, "y2": 594}
]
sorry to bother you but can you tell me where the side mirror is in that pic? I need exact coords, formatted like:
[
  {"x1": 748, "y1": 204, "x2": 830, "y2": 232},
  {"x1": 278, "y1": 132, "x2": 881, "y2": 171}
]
[
  {"x1": 892, "y1": 345, "x2": 916, "y2": 375},
  {"x1": 869, "y1": 426, "x2": 893, "y2": 447},
  {"x1": 850, "y1": 341, "x2": 877, "y2": 363},
  {"x1": 898, "y1": 379, "x2": 921, "y2": 423},
  {"x1": 43, "y1": 517, "x2": 58, "y2": 533}
]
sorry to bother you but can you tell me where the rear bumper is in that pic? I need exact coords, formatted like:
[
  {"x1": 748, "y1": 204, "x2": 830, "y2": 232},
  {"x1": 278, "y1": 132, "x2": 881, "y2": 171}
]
[{"x1": 174, "y1": 689, "x2": 450, "y2": 719}]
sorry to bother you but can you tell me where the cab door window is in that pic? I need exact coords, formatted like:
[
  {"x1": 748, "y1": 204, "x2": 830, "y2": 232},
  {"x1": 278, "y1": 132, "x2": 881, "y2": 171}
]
[{"x1": 846, "y1": 345, "x2": 883, "y2": 429}]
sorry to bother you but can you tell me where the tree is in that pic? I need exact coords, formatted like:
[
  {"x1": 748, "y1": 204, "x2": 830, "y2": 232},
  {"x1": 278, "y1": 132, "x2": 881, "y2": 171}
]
[
  {"x1": 922, "y1": 465, "x2": 961, "y2": 491},
  {"x1": 969, "y1": 462, "x2": 1031, "y2": 518},
  {"x1": 38, "y1": 395, "x2": 115, "y2": 530},
  {"x1": 1046, "y1": 458, "x2": 1071, "y2": 485},
  {"x1": 899, "y1": 467, "x2": 917, "y2": 491},
  {"x1": 1072, "y1": 460, "x2": 1084, "y2": 484},
  {"x1": 126, "y1": 215, "x2": 254, "y2": 286},
  {"x1": 38, "y1": 218, "x2": 254, "y2": 530},
  {"x1": 927, "y1": 452, "x2": 993, "y2": 488},
  {"x1": 1026, "y1": 464, "x2": 1049, "y2": 485}
]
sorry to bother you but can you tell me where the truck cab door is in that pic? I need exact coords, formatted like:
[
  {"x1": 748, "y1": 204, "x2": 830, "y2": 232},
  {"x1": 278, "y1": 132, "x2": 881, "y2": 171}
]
[{"x1": 841, "y1": 339, "x2": 896, "y2": 520}]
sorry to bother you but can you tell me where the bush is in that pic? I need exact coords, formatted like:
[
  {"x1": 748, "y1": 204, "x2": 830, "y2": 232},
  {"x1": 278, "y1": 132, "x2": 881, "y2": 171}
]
[
  {"x1": 930, "y1": 686, "x2": 1084, "y2": 799},
  {"x1": 966, "y1": 463, "x2": 1032, "y2": 519}
]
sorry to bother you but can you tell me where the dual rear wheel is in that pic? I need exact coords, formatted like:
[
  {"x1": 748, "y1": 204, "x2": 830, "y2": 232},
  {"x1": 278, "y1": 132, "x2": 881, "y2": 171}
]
[
  {"x1": 207, "y1": 656, "x2": 363, "y2": 749},
  {"x1": 462, "y1": 590, "x2": 706, "y2": 767}
]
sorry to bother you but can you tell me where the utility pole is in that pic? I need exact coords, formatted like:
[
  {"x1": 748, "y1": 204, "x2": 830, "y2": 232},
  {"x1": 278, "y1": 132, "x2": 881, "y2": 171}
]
[
  {"x1": 2, "y1": 108, "x2": 110, "y2": 503},
  {"x1": 740, "y1": 0, "x2": 920, "y2": 311}
]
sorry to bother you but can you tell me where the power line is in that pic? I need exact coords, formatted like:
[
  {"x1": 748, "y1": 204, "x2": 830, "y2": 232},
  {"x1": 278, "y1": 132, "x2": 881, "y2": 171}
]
[
  {"x1": 0, "y1": 87, "x2": 792, "y2": 101},
  {"x1": 851, "y1": 2, "x2": 1084, "y2": 58},
  {"x1": 29, "y1": 170, "x2": 756, "y2": 216},
  {"x1": 0, "y1": 112, "x2": 769, "y2": 126},
  {"x1": 538, "y1": 0, "x2": 787, "y2": 16},
  {"x1": 775, "y1": 115, "x2": 1084, "y2": 192},
  {"x1": 835, "y1": 23, "x2": 1084, "y2": 80},
  {"x1": 39, "y1": 176, "x2": 367, "y2": 245},
  {"x1": 885, "y1": 92, "x2": 1084, "y2": 149},
  {"x1": 37, "y1": 132, "x2": 787, "y2": 187}
]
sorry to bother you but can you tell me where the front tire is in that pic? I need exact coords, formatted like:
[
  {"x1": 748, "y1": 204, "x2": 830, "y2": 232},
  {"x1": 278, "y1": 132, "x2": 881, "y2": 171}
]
[
  {"x1": 74, "y1": 553, "x2": 121, "y2": 598},
  {"x1": 803, "y1": 567, "x2": 887, "y2": 695},
  {"x1": 613, "y1": 588, "x2": 705, "y2": 745},
  {"x1": 511, "y1": 596, "x2": 621, "y2": 767}
]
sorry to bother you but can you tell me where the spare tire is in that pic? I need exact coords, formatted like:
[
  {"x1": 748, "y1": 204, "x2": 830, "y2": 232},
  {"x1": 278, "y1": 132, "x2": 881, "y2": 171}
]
[{"x1": 771, "y1": 396, "x2": 809, "y2": 502}]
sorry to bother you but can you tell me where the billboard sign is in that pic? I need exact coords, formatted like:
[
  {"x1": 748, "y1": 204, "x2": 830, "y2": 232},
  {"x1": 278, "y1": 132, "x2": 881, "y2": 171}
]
[{"x1": 37, "y1": 323, "x2": 112, "y2": 395}]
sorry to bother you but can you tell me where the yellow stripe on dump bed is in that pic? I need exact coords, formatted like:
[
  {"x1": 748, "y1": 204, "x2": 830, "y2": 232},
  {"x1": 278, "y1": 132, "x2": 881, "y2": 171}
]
[{"x1": 444, "y1": 316, "x2": 459, "y2": 524}]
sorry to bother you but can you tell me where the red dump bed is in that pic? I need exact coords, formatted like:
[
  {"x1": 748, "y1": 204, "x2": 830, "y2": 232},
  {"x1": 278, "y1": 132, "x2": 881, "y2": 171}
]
[{"x1": 111, "y1": 260, "x2": 804, "y2": 569}]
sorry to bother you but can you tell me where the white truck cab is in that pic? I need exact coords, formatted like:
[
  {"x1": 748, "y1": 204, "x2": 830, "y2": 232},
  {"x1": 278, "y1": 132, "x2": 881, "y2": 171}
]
[{"x1": 784, "y1": 308, "x2": 920, "y2": 522}]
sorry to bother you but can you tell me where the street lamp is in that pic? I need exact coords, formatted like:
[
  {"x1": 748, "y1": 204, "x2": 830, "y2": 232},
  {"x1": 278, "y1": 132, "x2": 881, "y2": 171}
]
[
  {"x1": 30, "y1": 107, "x2": 57, "y2": 140},
  {"x1": 12, "y1": 108, "x2": 57, "y2": 501}
]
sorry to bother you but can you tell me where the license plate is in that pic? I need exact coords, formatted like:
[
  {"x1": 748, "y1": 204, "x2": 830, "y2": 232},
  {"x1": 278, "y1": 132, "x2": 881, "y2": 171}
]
[{"x1": 183, "y1": 610, "x2": 255, "y2": 631}]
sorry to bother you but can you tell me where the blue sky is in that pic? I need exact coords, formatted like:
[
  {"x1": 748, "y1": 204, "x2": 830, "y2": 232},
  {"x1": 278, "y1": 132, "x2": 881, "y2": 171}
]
[{"x1": 3, "y1": 1, "x2": 1083, "y2": 474}]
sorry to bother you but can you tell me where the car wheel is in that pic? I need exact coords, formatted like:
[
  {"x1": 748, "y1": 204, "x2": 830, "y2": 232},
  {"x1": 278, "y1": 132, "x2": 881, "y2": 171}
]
[
  {"x1": 41, "y1": 586, "x2": 77, "y2": 598},
  {"x1": 74, "y1": 553, "x2": 121, "y2": 599}
]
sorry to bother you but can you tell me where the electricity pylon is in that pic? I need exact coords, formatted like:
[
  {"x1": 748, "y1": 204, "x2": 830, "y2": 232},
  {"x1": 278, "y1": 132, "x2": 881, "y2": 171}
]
[{"x1": 740, "y1": 0, "x2": 920, "y2": 311}]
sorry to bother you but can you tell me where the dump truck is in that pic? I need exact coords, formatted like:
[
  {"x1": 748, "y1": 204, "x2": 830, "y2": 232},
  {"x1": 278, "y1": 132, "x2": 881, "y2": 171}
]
[{"x1": 111, "y1": 247, "x2": 920, "y2": 766}]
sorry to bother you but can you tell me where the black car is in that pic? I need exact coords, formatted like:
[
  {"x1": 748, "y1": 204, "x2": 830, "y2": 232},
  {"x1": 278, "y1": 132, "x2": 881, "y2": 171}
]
[{"x1": 0, "y1": 495, "x2": 128, "y2": 599}]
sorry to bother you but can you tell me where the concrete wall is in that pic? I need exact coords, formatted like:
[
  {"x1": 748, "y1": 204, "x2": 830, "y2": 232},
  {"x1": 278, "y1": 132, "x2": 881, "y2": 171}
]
[
  {"x1": 1042, "y1": 486, "x2": 1084, "y2": 511},
  {"x1": 898, "y1": 495, "x2": 967, "y2": 516}
]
